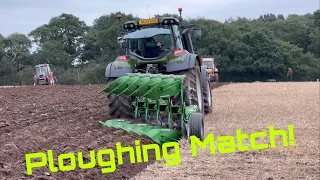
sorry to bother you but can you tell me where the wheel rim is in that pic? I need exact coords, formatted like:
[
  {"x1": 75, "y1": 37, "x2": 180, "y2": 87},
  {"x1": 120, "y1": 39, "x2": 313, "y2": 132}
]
[
  {"x1": 207, "y1": 82, "x2": 212, "y2": 106},
  {"x1": 195, "y1": 69, "x2": 203, "y2": 112}
]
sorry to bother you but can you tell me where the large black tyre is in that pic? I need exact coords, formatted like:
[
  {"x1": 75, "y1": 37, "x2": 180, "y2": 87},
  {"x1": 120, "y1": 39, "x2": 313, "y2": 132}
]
[
  {"x1": 106, "y1": 78, "x2": 134, "y2": 119},
  {"x1": 200, "y1": 66, "x2": 208, "y2": 91},
  {"x1": 174, "y1": 61, "x2": 205, "y2": 114},
  {"x1": 173, "y1": 62, "x2": 204, "y2": 136},
  {"x1": 200, "y1": 66, "x2": 212, "y2": 114},
  {"x1": 189, "y1": 113, "x2": 204, "y2": 141}
]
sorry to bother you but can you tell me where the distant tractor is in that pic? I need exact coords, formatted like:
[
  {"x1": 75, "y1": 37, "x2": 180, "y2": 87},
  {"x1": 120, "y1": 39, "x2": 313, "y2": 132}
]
[
  {"x1": 202, "y1": 57, "x2": 219, "y2": 82},
  {"x1": 33, "y1": 63, "x2": 57, "y2": 85}
]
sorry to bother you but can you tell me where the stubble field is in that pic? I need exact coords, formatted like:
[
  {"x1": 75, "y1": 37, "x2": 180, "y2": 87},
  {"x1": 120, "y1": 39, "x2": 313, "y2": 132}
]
[{"x1": 134, "y1": 82, "x2": 320, "y2": 180}]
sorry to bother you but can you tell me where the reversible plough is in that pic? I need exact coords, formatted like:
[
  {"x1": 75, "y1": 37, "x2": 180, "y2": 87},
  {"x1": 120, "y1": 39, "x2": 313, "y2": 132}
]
[{"x1": 100, "y1": 73, "x2": 205, "y2": 144}]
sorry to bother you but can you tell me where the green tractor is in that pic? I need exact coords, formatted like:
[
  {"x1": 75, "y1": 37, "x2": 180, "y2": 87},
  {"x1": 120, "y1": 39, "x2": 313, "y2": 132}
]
[{"x1": 100, "y1": 8, "x2": 212, "y2": 144}]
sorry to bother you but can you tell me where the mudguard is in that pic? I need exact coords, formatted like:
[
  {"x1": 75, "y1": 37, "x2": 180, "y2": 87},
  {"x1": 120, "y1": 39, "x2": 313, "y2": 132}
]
[
  {"x1": 105, "y1": 62, "x2": 134, "y2": 79},
  {"x1": 166, "y1": 53, "x2": 198, "y2": 72}
]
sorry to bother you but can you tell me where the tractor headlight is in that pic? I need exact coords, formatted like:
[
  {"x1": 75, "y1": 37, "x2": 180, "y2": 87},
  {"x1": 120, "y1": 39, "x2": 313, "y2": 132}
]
[
  {"x1": 161, "y1": 18, "x2": 178, "y2": 25},
  {"x1": 123, "y1": 23, "x2": 136, "y2": 29}
]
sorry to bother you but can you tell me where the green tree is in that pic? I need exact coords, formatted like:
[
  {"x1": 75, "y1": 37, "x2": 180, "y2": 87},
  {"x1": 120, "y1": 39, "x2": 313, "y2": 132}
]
[
  {"x1": 31, "y1": 40, "x2": 73, "y2": 68},
  {"x1": 0, "y1": 34, "x2": 5, "y2": 59},
  {"x1": 311, "y1": 10, "x2": 320, "y2": 27},
  {"x1": 29, "y1": 13, "x2": 89, "y2": 61},
  {"x1": 3, "y1": 33, "x2": 31, "y2": 72},
  {"x1": 267, "y1": 15, "x2": 311, "y2": 51},
  {"x1": 92, "y1": 12, "x2": 137, "y2": 62},
  {"x1": 79, "y1": 27, "x2": 101, "y2": 63},
  {"x1": 308, "y1": 28, "x2": 320, "y2": 57}
]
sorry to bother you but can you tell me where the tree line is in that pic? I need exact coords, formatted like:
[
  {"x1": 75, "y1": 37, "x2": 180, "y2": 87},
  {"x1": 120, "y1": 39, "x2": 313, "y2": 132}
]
[{"x1": 0, "y1": 10, "x2": 319, "y2": 85}]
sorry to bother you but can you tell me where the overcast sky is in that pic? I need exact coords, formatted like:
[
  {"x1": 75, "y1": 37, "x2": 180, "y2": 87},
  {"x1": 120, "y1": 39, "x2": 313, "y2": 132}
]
[{"x1": 0, "y1": 0, "x2": 319, "y2": 37}]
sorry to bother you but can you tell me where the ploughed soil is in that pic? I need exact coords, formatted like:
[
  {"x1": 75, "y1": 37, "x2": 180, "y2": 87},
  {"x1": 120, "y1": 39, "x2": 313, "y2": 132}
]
[{"x1": 0, "y1": 85, "x2": 159, "y2": 180}]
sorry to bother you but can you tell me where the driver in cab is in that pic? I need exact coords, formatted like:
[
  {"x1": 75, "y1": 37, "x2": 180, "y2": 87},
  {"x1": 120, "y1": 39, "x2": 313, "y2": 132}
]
[{"x1": 145, "y1": 40, "x2": 164, "y2": 58}]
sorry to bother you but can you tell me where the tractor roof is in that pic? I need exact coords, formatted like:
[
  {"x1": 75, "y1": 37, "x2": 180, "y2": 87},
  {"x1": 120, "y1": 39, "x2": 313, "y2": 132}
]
[
  {"x1": 202, "y1": 58, "x2": 214, "y2": 61},
  {"x1": 35, "y1": 64, "x2": 50, "y2": 68},
  {"x1": 122, "y1": 17, "x2": 180, "y2": 30},
  {"x1": 123, "y1": 28, "x2": 171, "y2": 39}
]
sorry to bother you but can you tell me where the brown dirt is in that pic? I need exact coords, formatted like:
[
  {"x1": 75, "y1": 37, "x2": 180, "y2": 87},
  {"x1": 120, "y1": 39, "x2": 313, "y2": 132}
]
[
  {"x1": 0, "y1": 85, "x2": 157, "y2": 180},
  {"x1": 134, "y1": 82, "x2": 320, "y2": 180}
]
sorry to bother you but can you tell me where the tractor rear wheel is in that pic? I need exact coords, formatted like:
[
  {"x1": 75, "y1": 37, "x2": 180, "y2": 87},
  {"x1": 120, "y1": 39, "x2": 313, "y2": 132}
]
[
  {"x1": 106, "y1": 78, "x2": 134, "y2": 119},
  {"x1": 200, "y1": 66, "x2": 212, "y2": 114},
  {"x1": 173, "y1": 61, "x2": 205, "y2": 135},
  {"x1": 175, "y1": 61, "x2": 205, "y2": 114}
]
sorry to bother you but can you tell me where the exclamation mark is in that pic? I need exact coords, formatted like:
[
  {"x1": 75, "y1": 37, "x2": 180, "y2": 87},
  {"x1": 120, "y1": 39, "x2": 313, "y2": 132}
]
[{"x1": 288, "y1": 124, "x2": 295, "y2": 146}]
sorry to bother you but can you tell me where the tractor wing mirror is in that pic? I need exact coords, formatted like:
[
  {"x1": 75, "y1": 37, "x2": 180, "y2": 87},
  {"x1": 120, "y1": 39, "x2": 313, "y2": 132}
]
[{"x1": 194, "y1": 28, "x2": 201, "y2": 41}]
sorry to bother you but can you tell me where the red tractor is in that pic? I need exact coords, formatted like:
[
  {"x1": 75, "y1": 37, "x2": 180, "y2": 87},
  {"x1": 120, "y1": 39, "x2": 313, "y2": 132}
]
[{"x1": 33, "y1": 63, "x2": 57, "y2": 85}]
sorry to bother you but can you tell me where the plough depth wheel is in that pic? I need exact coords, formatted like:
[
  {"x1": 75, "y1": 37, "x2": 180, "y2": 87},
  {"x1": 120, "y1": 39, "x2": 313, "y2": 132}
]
[{"x1": 189, "y1": 113, "x2": 204, "y2": 141}]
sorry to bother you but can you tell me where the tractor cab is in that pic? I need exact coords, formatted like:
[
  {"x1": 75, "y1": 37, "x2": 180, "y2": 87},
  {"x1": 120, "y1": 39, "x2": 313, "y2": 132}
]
[
  {"x1": 118, "y1": 15, "x2": 201, "y2": 62},
  {"x1": 123, "y1": 28, "x2": 173, "y2": 59},
  {"x1": 202, "y1": 58, "x2": 214, "y2": 68}
]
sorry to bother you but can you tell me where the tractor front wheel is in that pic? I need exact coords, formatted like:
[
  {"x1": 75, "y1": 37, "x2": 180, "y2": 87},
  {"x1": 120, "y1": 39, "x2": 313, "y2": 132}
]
[{"x1": 106, "y1": 78, "x2": 134, "y2": 119}]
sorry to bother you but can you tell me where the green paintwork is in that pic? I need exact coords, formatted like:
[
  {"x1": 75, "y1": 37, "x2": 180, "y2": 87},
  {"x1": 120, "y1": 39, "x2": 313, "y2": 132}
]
[
  {"x1": 184, "y1": 105, "x2": 199, "y2": 124},
  {"x1": 102, "y1": 73, "x2": 184, "y2": 98},
  {"x1": 100, "y1": 120, "x2": 182, "y2": 144},
  {"x1": 101, "y1": 50, "x2": 198, "y2": 144}
]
